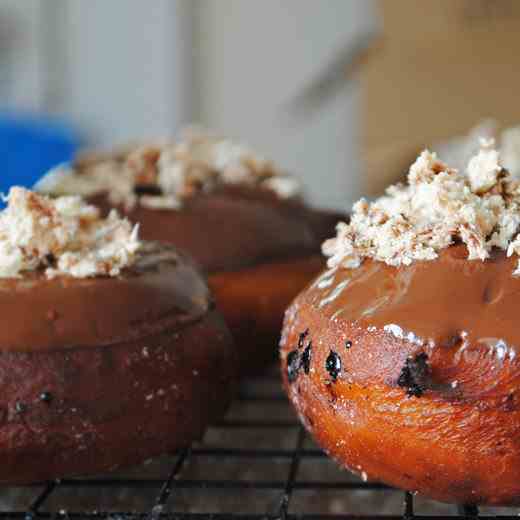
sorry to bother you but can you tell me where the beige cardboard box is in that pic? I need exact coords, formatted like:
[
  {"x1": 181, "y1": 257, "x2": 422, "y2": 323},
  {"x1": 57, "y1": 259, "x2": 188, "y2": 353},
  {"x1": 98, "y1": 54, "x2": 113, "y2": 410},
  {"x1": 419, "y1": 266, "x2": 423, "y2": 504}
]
[{"x1": 362, "y1": 0, "x2": 520, "y2": 194}]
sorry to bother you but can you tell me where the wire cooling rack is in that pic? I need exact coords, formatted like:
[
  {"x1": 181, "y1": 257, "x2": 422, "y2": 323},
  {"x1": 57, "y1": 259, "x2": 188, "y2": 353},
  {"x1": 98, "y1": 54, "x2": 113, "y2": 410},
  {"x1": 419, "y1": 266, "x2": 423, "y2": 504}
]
[{"x1": 0, "y1": 368, "x2": 518, "y2": 519}]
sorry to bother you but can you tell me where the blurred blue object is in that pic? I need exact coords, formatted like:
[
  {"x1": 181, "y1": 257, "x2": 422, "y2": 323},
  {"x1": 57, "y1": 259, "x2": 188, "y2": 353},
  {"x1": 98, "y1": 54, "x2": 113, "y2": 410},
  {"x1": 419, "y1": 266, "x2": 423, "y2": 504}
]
[{"x1": 0, "y1": 111, "x2": 81, "y2": 195}]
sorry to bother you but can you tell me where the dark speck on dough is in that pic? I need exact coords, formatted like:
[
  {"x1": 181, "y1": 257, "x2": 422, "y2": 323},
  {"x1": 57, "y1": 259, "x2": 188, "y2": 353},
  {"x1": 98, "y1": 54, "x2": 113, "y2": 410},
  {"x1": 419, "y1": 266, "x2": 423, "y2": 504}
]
[
  {"x1": 326, "y1": 382, "x2": 337, "y2": 402},
  {"x1": 287, "y1": 350, "x2": 301, "y2": 383},
  {"x1": 298, "y1": 329, "x2": 309, "y2": 348},
  {"x1": 397, "y1": 352, "x2": 430, "y2": 397},
  {"x1": 325, "y1": 350, "x2": 341, "y2": 381},
  {"x1": 40, "y1": 392, "x2": 53, "y2": 404},
  {"x1": 305, "y1": 414, "x2": 314, "y2": 427},
  {"x1": 302, "y1": 342, "x2": 312, "y2": 374},
  {"x1": 345, "y1": 340, "x2": 352, "y2": 349}
]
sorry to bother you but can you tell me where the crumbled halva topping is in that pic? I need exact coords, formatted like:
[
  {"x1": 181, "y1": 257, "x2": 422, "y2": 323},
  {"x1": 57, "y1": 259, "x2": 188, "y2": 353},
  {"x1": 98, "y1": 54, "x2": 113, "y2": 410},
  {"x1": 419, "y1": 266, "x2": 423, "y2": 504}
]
[
  {"x1": 37, "y1": 158, "x2": 138, "y2": 209},
  {"x1": 0, "y1": 187, "x2": 140, "y2": 278},
  {"x1": 36, "y1": 131, "x2": 301, "y2": 209},
  {"x1": 323, "y1": 141, "x2": 520, "y2": 275},
  {"x1": 434, "y1": 120, "x2": 520, "y2": 179}
]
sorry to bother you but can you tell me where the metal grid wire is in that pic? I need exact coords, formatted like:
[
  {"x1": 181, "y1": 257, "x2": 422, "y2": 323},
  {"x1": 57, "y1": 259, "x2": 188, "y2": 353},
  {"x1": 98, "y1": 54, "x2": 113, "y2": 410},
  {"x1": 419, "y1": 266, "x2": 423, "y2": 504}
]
[{"x1": 0, "y1": 369, "x2": 517, "y2": 520}]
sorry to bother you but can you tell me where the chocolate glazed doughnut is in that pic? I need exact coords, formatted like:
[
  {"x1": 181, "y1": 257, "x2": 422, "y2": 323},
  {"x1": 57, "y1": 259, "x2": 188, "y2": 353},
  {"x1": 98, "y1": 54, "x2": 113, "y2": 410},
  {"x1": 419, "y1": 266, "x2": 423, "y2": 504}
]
[
  {"x1": 91, "y1": 186, "x2": 342, "y2": 373},
  {"x1": 281, "y1": 245, "x2": 520, "y2": 506},
  {"x1": 0, "y1": 243, "x2": 236, "y2": 483}
]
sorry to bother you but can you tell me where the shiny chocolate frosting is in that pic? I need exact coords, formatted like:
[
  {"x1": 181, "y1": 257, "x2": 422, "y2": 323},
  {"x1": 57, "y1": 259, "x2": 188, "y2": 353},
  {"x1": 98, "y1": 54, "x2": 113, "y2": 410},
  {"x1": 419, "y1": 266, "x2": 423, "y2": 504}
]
[
  {"x1": 0, "y1": 242, "x2": 211, "y2": 353},
  {"x1": 92, "y1": 186, "x2": 343, "y2": 273},
  {"x1": 309, "y1": 244, "x2": 520, "y2": 359}
]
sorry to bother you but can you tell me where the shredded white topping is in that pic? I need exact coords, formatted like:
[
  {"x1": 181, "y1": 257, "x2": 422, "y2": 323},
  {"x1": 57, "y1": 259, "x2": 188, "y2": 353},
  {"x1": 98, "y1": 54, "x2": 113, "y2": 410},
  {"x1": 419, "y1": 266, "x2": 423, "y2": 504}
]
[
  {"x1": 323, "y1": 141, "x2": 520, "y2": 275},
  {"x1": 434, "y1": 121, "x2": 520, "y2": 179},
  {"x1": 0, "y1": 187, "x2": 140, "y2": 279},
  {"x1": 36, "y1": 131, "x2": 301, "y2": 209}
]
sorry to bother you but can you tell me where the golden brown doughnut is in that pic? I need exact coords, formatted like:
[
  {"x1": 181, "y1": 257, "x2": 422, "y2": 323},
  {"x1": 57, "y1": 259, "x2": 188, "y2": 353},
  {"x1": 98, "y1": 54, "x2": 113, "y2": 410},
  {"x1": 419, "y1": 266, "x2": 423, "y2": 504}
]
[{"x1": 280, "y1": 244, "x2": 520, "y2": 506}]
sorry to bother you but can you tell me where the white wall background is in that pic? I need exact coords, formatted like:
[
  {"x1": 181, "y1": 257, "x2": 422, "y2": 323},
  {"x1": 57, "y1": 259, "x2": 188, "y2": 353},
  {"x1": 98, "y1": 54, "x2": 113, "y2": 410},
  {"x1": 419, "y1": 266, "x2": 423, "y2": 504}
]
[
  {"x1": 0, "y1": 0, "x2": 44, "y2": 110},
  {"x1": 193, "y1": 1, "x2": 374, "y2": 209},
  {"x1": 60, "y1": 0, "x2": 193, "y2": 146},
  {"x1": 0, "y1": 0, "x2": 376, "y2": 210},
  {"x1": 0, "y1": 0, "x2": 192, "y2": 143}
]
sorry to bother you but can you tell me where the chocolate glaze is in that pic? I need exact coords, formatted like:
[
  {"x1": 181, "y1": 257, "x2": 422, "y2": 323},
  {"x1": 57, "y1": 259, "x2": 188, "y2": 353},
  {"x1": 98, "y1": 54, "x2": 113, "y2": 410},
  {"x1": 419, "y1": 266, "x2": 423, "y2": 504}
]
[
  {"x1": 301, "y1": 244, "x2": 520, "y2": 400},
  {"x1": 91, "y1": 186, "x2": 343, "y2": 274},
  {"x1": 310, "y1": 245, "x2": 520, "y2": 360},
  {"x1": 0, "y1": 242, "x2": 211, "y2": 352}
]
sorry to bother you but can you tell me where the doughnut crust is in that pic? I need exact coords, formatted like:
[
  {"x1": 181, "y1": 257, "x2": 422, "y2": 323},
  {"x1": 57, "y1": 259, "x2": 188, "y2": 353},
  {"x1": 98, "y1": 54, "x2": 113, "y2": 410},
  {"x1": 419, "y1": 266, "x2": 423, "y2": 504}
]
[
  {"x1": 280, "y1": 245, "x2": 520, "y2": 506},
  {"x1": 210, "y1": 254, "x2": 325, "y2": 370},
  {"x1": 0, "y1": 243, "x2": 236, "y2": 483}
]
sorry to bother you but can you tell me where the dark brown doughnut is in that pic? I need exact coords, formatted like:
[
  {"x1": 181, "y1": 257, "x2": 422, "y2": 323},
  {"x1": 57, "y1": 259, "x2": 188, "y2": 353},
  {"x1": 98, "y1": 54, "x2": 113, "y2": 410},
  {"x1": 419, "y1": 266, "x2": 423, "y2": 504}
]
[{"x1": 0, "y1": 242, "x2": 236, "y2": 483}]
